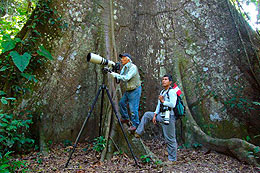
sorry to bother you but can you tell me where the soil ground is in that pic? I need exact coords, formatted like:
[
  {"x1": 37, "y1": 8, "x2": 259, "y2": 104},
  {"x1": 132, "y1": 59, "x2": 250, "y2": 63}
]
[{"x1": 19, "y1": 138, "x2": 260, "y2": 172}]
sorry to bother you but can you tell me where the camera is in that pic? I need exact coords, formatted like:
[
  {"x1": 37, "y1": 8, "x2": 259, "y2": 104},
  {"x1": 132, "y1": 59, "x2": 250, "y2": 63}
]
[
  {"x1": 87, "y1": 53, "x2": 120, "y2": 73},
  {"x1": 160, "y1": 103, "x2": 170, "y2": 125},
  {"x1": 87, "y1": 53, "x2": 121, "y2": 83},
  {"x1": 160, "y1": 103, "x2": 168, "y2": 113}
]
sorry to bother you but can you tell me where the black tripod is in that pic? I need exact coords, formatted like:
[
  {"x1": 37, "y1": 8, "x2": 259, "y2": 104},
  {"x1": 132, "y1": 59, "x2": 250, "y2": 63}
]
[{"x1": 65, "y1": 82, "x2": 138, "y2": 168}]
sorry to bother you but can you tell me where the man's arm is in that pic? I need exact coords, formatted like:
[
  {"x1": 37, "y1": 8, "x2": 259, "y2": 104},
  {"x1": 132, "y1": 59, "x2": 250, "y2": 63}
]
[
  {"x1": 163, "y1": 89, "x2": 177, "y2": 108},
  {"x1": 111, "y1": 65, "x2": 138, "y2": 81},
  {"x1": 154, "y1": 99, "x2": 161, "y2": 115},
  {"x1": 153, "y1": 99, "x2": 161, "y2": 124}
]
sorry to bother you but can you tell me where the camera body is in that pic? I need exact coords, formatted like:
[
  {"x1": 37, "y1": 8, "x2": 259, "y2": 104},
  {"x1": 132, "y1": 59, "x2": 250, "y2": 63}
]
[{"x1": 160, "y1": 103, "x2": 170, "y2": 125}]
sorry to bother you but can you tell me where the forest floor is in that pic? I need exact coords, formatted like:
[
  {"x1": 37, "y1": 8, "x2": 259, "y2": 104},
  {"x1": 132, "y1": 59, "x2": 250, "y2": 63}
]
[{"x1": 20, "y1": 138, "x2": 259, "y2": 173}]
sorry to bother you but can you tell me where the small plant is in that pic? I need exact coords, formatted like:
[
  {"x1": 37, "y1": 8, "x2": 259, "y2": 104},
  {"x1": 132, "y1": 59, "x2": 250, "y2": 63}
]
[
  {"x1": 202, "y1": 124, "x2": 217, "y2": 136},
  {"x1": 0, "y1": 109, "x2": 34, "y2": 172},
  {"x1": 247, "y1": 146, "x2": 260, "y2": 159},
  {"x1": 0, "y1": 151, "x2": 28, "y2": 172},
  {"x1": 140, "y1": 155, "x2": 152, "y2": 163},
  {"x1": 224, "y1": 85, "x2": 255, "y2": 114},
  {"x1": 192, "y1": 143, "x2": 202, "y2": 149},
  {"x1": 93, "y1": 136, "x2": 106, "y2": 152},
  {"x1": 154, "y1": 160, "x2": 163, "y2": 165},
  {"x1": 113, "y1": 150, "x2": 123, "y2": 155},
  {"x1": 254, "y1": 134, "x2": 260, "y2": 139},
  {"x1": 243, "y1": 135, "x2": 251, "y2": 142},
  {"x1": 178, "y1": 142, "x2": 191, "y2": 149},
  {"x1": 0, "y1": 111, "x2": 34, "y2": 153},
  {"x1": 63, "y1": 139, "x2": 72, "y2": 147}
]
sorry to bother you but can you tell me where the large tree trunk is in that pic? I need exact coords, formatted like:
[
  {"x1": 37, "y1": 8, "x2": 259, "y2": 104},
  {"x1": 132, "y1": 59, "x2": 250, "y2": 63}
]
[
  {"x1": 99, "y1": 0, "x2": 158, "y2": 162},
  {"x1": 3, "y1": 0, "x2": 259, "y2": 166}
]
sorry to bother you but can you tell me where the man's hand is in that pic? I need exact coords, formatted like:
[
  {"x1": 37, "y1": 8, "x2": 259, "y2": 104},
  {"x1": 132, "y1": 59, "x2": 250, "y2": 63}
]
[
  {"x1": 152, "y1": 113, "x2": 157, "y2": 125},
  {"x1": 158, "y1": 95, "x2": 164, "y2": 103},
  {"x1": 110, "y1": 72, "x2": 119, "y2": 78}
]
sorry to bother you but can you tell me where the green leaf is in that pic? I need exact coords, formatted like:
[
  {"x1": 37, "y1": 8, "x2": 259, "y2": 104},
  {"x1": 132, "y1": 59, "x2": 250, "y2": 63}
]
[
  {"x1": 10, "y1": 51, "x2": 31, "y2": 72},
  {"x1": 252, "y1": 102, "x2": 260, "y2": 106},
  {"x1": 1, "y1": 118, "x2": 9, "y2": 123},
  {"x1": 1, "y1": 38, "x2": 16, "y2": 53},
  {"x1": 1, "y1": 97, "x2": 8, "y2": 104},
  {"x1": 5, "y1": 97, "x2": 16, "y2": 101},
  {"x1": 0, "y1": 164, "x2": 10, "y2": 169},
  {"x1": 37, "y1": 45, "x2": 53, "y2": 60},
  {"x1": 21, "y1": 73, "x2": 38, "y2": 83},
  {"x1": 254, "y1": 135, "x2": 260, "y2": 138},
  {"x1": 0, "y1": 66, "x2": 8, "y2": 71},
  {"x1": 0, "y1": 91, "x2": 6, "y2": 95},
  {"x1": 14, "y1": 38, "x2": 21, "y2": 43},
  {"x1": 254, "y1": 147, "x2": 260, "y2": 153},
  {"x1": 239, "y1": 98, "x2": 247, "y2": 103},
  {"x1": 0, "y1": 123, "x2": 8, "y2": 127},
  {"x1": 7, "y1": 125, "x2": 17, "y2": 131}
]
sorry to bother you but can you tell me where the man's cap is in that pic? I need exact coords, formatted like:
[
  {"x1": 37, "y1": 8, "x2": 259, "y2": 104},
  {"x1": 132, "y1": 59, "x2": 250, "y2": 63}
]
[{"x1": 119, "y1": 53, "x2": 131, "y2": 59}]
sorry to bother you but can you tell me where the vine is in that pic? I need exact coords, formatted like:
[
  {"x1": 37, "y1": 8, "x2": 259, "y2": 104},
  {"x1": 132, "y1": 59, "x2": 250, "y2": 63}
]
[{"x1": 0, "y1": 0, "x2": 61, "y2": 172}]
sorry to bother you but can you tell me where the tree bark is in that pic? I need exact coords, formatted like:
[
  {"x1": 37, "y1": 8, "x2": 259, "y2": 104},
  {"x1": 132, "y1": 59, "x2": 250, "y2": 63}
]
[{"x1": 3, "y1": 0, "x2": 259, "y2": 166}]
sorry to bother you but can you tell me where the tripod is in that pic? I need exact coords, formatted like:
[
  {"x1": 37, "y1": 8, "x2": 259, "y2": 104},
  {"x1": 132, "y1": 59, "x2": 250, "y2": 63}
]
[{"x1": 65, "y1": 82, "x2": 138, "y2": 168}]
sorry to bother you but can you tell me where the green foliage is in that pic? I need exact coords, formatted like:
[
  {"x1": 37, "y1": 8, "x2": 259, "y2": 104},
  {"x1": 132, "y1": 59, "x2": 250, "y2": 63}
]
[
  {"x1": 140, "y1": 155, "x2": 152, "y2": 163},
  {"x1": 224, "y1": 85, "x2": 255, "y2": 114},
  {"x1": 0, "y1": 0, "x2": 57, "y2": 172},
  {"x1": 0, "y1": 151, "x2": 28, "y2": 172},
  {"x1": 0, "y1": 0, "x2": 37, "y2": 51},
  {"x1": 37, "y1": 46, "x2": 53, "y2": 60},
  {"x1": 0, "y1": 111, "x2": 34, "y2": 152},
  {"x1": 0, "y1": 96, "x2": 16, "y2": 105},
  {"x1": 202, "y1": 124, "x2": 217, "y2": 136},
  {"x1": 154, "y1": 160, "x2": 163, "y2": 165},
  {"x1": 252, "y1": 101, "x2": 260, "y2": 106},
  {"x1": 10, "y1": 51, "x2": 31, "y2": 72},
  {"x1": 1, "y1": 35, "x2": 21, "y2": 53},
  {"x1": 1, "y1": 33, "x2": 52, "y2": 73},
  {"x1": 243, "y1": 135, "x2": 251, "y2": 142},
  {"x1": 178, "y1": 142, "x2": 202, "y2": 149},
  {"x1": 113, "y1": 150, "x2": 123, "y2": 155},
  {"x1": 247, "y1": 146, "x2": 260, "y2": 159},
  {"x1": 1, "y1": 90, "x2": 15, "y2": 106},
  {"x1": 21, "y1": 73, "x2": 38, "y2": 83},
  {"x1": 178, "y1": 143, "x2": 191, "y2": 149},
  {"x1": 93, "y1": 136, "x2": 106, "y2": 152},
  {"x1": 63, "y1": 139, "x2": 72, "y2": 147},
  {"x1": 254, "y1": 134, "x2": 260, "y2": 139},
  {"x1": 192, "y1": 143, "x2": 203, "y2": 149},
  {"x1": 0, "y1": 110, "x2": 33, "y2": 172}
]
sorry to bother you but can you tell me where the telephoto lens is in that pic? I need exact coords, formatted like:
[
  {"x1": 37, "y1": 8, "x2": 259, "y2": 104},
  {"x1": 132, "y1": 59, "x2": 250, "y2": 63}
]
[{"x1": 164, "y1": 110, "x2": 170, "y2": 125}]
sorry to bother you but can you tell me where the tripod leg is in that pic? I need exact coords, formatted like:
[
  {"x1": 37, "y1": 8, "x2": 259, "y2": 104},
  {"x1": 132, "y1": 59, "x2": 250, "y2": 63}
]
[
  {"x1": 104, "y1": 87, "x2": 139, "y2": 166},
  {"x1": 65, "y1": 86, "x2": 102, "y2": 168},
  {"x1": 99, "y1": 85, "x2": 105, "y2": 136}
]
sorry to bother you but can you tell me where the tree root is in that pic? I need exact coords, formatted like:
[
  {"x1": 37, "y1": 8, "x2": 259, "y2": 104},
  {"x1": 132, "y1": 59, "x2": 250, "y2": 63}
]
[{"x1": 186, "y1": 103, "x2": 260, "y2": 167}]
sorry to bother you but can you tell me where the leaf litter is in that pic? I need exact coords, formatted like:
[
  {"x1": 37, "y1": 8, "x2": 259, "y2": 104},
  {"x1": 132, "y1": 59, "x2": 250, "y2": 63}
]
[{"x1": 17, "y1": 138, "x2": 259, "y2": 172}]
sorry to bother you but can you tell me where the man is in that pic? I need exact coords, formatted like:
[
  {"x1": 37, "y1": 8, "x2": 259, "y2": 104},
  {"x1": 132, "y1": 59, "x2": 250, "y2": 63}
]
[
  {"x1": 110, "y1": 53, "x2": 142, "y2": 132},
  {"x1": 135, "y1": 74, "x2": 178, "y2": 162}
]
